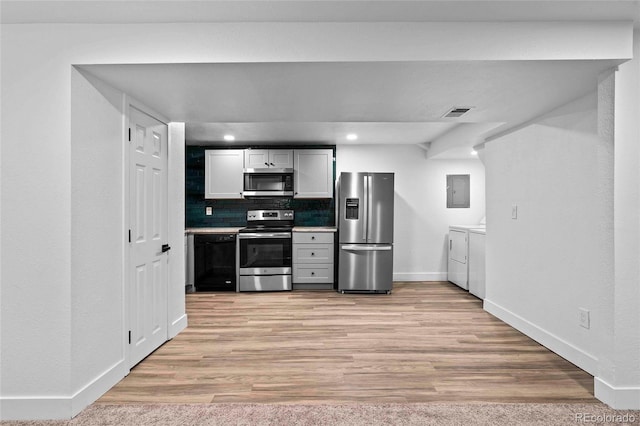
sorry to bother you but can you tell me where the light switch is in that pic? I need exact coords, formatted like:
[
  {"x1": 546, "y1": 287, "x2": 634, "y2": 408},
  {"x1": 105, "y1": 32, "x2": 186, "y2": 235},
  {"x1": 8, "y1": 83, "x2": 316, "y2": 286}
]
[
  {"x1": 511, "y1": 204, "x2": 518, "y2": 220},
  {"x1": 205, "y1": 207, "x2": 213, "y2": 216},
  {"x1": 579, "y1": 308, "x2": 590, "y2": 329}
]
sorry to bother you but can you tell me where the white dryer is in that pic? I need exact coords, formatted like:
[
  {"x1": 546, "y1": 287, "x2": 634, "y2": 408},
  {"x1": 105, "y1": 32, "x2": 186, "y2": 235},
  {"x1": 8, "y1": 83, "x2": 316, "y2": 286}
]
[{"x1": 448, "y1": 224, "x2": 485, "y2": 290}]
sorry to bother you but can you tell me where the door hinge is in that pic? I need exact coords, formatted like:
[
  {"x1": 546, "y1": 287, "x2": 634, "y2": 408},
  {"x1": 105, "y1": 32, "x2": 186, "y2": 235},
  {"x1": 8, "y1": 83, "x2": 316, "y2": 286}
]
[
  {"x1": 128, "y1": 330, "x2": 131, "y2": 344},
  {"x1": 128, "y1": 128, "x2": 131, "y2": 142},
  {"x1": 128, "y1": 229, "x2": 131, "y2": 243}
]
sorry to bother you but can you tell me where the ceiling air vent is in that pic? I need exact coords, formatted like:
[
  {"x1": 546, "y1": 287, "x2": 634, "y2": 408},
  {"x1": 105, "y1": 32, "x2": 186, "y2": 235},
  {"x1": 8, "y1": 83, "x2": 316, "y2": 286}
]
[{"x1": 443, "y1": 107, "x2": 472, "y2": 118}]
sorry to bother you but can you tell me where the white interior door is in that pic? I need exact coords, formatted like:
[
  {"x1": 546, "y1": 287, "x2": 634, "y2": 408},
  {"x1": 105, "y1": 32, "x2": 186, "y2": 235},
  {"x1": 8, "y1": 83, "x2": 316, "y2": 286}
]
[{"x1": 128, "y1": 105, "x2": 169, "y2": 368}]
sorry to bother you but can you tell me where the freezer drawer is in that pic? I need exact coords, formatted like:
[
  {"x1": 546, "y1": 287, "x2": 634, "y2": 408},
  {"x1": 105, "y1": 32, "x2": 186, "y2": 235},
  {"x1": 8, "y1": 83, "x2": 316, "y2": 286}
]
[{"x1": 338, "y1": 244, "x2": 393, "y2": 292}]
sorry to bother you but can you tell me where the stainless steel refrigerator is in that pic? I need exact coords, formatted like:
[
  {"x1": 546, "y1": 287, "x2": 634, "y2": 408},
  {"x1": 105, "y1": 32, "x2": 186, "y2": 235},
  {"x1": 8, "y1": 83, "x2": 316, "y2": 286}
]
[{"x1": 337, "y1": 172, "x2": 394, "y2": 293}]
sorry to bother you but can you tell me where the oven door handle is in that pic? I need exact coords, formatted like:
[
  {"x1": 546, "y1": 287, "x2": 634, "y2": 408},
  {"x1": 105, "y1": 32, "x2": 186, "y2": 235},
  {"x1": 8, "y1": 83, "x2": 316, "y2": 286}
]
[{"x1": 239, "y1": 232, "x2": 292, "y2": 239}]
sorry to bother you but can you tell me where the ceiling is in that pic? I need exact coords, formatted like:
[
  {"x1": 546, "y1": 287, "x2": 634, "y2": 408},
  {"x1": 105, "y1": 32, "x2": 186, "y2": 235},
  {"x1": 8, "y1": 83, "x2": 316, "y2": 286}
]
[
  {"x1": 80, "y1": 59, "x2": 619, "y2": 157},
  {"x1": 3, "y1": 1, "x2": 639, "y2": 24},
  {"x1": 6, "y1": 0, "x2": 638, "y2": 159}
]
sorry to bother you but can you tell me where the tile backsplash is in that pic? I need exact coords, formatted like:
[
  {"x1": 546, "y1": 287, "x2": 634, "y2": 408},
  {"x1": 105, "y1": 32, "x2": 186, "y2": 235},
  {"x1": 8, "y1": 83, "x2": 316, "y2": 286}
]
[{"x1": 186, "y1": 146, "x2": 335, "y2": 228}]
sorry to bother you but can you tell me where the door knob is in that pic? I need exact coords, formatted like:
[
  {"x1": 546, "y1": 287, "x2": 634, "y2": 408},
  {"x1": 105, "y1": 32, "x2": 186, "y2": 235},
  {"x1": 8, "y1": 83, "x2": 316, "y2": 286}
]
[{"x1": 162, "y1": 244, "x2": 171, "y2": 253}]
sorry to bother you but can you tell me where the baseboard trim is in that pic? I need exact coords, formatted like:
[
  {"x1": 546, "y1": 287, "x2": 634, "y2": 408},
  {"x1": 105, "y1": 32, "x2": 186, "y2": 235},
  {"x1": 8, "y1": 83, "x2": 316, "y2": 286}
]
[
  {"x1": 0, "y1": 359, "x2": 127, "y2": 421},
  {"x1": 393, "y1": 272, "x2": 448, "y2": 281},
  {"x1": 70, "y1": 359, "x2": 128, "y2": 417},
  {"x1": 0, "y1": 396, "x2": 71, "y2": 421},
  {"x1": 169, "y1": 313, "x2": 188, "y2": 339},
  {"x1": 483, "y1": 299, "x2": 598, "y2": 376},
  {"x1": 594, "y1": 377, "x2": 640, "y2": 409}
]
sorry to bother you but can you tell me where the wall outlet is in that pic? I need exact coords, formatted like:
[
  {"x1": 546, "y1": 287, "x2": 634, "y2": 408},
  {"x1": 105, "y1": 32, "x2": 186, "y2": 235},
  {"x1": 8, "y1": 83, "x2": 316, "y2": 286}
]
[
  {"x1": 578, "y1": 308, "x2": 590, "y2": 329},
  {"x1": 205, "y1": 206, "x2": 213, "y2": 216},
  {"x1": 511, "y1": 204, "x2": 518, "y2": 219}
]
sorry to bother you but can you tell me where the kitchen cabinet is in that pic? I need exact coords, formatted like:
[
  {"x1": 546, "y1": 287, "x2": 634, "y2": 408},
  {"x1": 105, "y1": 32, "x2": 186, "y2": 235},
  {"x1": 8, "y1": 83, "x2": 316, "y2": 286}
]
[
  {"x1": 244, "y1": 149, "x2": 294, "y2": 169},
  {"x1": 294, "y1": 149, "x2": 334, "y2": 199},
  {"x1": 204, "y1": 149, "x2": 244, "y2": 199},
  {"x1": 468, "y1": 229, "x2": 486, "y2": 299},
  {"x1": 292, "y1": 231, "x2": 334, "y2": 289}
]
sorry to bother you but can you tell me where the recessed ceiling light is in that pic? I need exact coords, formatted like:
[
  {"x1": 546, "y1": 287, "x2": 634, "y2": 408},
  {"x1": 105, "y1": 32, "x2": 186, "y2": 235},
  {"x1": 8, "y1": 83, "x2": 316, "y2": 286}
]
[
  {"x1": 471, "y1": 150, "x2": 478, "y2": 155},
  {"x1": 223, "y1": 134, "x2": 235, "y2": 142},
  {"x1": 346, "y1": 133, "x2": 358, "y2": 141}
]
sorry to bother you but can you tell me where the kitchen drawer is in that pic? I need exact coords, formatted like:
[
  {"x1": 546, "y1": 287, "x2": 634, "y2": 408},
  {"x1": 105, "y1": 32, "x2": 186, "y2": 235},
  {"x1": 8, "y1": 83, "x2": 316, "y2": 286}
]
[
  {"x1": 292, "y1": 232, "x2": 334, "y2": 244},
  {"x1": 293, "y1": 245, "x2": 333, "y2": 264},
  {"x1": 293, "y1": 264, "x2": 334, "y2": 283}
]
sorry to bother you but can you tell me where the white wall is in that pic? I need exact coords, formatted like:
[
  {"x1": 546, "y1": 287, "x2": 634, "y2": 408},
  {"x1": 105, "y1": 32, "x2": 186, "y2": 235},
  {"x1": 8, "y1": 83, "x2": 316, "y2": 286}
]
[
  {"x1": 168, "y1": 123, "x2": 187, "y2": 338},
  {"x1": 595, "y1": 29, "x2": 640, "y2": 409},
  {"x1": 337, "y1": 144, "x2": 485, "y2": 281},
  {"x1": 0, "y1": 20, "x2": 635, "y2": 419},
  {"x1": 484, "y1": 90, "x2": 611, "y2": 375},
  {"x1": 70, "y1": 69, "x2": 129, "y2": 411}
]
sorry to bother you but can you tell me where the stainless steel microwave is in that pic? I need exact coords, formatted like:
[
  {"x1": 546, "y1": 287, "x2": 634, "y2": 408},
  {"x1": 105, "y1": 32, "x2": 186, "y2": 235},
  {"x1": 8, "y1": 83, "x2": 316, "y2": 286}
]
[{"x1": 243, "y1": 168, "x2": 294, "y2": 197}]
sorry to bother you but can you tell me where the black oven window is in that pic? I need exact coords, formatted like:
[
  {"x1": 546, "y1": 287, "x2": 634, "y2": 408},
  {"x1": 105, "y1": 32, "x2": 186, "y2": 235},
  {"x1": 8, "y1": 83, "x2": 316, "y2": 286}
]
[{"x1": 240, "y1": 239, "x2": 292, "y2": 268}]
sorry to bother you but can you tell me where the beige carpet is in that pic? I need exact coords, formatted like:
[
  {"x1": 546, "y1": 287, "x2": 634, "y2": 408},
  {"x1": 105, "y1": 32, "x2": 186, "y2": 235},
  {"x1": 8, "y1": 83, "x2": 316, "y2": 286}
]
[{"x1": 2, "y1": 403, "x2": 639, "y2": 426}]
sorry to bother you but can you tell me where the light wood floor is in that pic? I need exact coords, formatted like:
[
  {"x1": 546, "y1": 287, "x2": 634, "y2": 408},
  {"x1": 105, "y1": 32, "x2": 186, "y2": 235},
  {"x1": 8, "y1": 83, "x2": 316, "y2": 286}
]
[{"x1": 97, "y1": 282, "x2": 596, "y2": 404}]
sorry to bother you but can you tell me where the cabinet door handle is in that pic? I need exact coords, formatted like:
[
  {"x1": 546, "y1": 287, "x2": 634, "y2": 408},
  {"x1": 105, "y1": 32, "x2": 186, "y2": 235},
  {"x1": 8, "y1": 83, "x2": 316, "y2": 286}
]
[
  {"x1": 311, "y1": 252, "x2": 315, "y2": 256},
  {"x1": 450, "y1": 240, "x2": 452, "y2": 250},
  {"x1": 264, "y1": 162, "x2": 269, "y2": 166},
  {"x1": 270, "y1": 162, "x2": 275, "y2": 166},
  {"x1": 311, "y1": 236, "x2": 315, "y2": 240},
  {"x1": 311, "y1": 272, "x2": 315, "y2": 276}
]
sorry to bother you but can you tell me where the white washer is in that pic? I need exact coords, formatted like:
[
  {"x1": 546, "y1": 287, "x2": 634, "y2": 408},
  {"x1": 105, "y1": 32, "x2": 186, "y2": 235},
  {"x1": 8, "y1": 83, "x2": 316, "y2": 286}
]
[{"x1": 448, "y1": 224, "x2": 485, "y2": 290}]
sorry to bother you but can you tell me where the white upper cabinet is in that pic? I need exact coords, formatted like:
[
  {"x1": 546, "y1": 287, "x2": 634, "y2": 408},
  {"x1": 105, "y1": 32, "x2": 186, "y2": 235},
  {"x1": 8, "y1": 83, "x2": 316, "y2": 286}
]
[
  {"x1": 204, "y1": 149, "x2": 244, "y2": 199},
  {"x1": 244, "y1": 149, "x2": 294, "y2": 169},
  {"x1": 269, "y1": 150, "x2": 294, "y2": 168},
  {"x1": 294, "y1": 149, "x2": 334, "y2": 199}
]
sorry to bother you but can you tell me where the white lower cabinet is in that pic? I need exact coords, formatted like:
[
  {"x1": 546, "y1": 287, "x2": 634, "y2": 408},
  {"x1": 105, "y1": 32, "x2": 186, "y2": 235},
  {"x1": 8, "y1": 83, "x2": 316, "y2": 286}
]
[{"x1": 292, "y1": 231, "x2": 334, "y2": 289}]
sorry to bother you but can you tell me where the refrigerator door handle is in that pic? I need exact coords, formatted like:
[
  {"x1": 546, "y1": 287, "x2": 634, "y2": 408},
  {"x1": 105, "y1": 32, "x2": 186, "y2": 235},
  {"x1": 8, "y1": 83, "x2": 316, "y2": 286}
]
[
  {"x1": 362, "y1": 175, "x2": 369, "y2": 241},
  {"x1": 341, "y1": 245, "x2": 392, "y2": 251},
  {"x1": 366, "y1": 175, "x2": 373, "y2": 242}
]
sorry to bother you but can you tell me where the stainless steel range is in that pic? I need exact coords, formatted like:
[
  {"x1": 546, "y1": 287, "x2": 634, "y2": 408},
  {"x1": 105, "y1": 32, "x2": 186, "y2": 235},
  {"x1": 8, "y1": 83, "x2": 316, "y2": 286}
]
[{"x1": 238, "y1": 210, "x2": 294, "y2": 292}]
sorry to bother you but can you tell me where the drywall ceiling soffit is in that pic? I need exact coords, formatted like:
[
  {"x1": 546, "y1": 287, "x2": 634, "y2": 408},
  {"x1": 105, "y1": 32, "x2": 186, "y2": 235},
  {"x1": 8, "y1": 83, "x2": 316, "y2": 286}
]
[
  {"x1": 426, "y1": 122, "x2": 504, "y2": 160},
  {"x1": 2, "y1": 1, "x2": 640, "y2": 24}
]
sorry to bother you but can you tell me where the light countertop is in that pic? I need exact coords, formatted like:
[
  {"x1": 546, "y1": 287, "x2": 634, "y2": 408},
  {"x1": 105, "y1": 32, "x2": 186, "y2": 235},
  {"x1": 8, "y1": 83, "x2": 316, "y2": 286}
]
[
  {"x1": 186, "y1": 226, "x2": 337, "y2": 234},
  {"x1": 293, "y1": 227, "x2": 337, "y2": 232}
]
